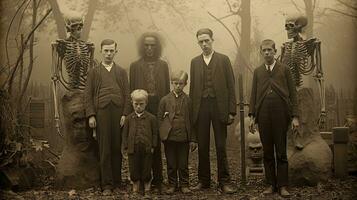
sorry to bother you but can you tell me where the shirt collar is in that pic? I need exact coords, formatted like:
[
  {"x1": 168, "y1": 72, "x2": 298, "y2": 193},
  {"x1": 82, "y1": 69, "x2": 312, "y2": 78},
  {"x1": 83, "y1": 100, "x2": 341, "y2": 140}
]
[
  {"x1": 203, "y1": 50, "x2": 214, "y2": 59},
  {"x1": 134, "y1": 111, "x2": 145, "y2": 118},
  {"x1": 172, "y1": 91, "x2": 183, "y2": 98},
  {"x1": 102, "y1": 62, "x2": 114, "y2": 71},
  {"x1": 265, "y1": 60, "x2": 276, "y2": 71}
]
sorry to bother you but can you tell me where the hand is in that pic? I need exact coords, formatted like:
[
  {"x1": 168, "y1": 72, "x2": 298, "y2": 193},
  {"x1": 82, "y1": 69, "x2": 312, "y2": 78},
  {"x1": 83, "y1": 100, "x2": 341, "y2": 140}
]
[
  {"x1": 120, "y1": 116, "x2": 126, "y2": 127},
  {"x1": 291, "y1": 117, "x2": 299, "y2": 130},
  {"x1": 92, "y1": 129, "x2": 97, "y2": 140},
  {"x1": 89, "y1": 116, "x2": 96, "y2": 128},
  {"x1": 151, "y1": 148, "x2": 154, "y2": 153},
  {"x1": 249, "y1": 116, "x2": 256, "y2": 134},
  {"x1": 227, "y1": 114, "x2": 235, "y2": 125},
  {"x1": 190, "y1": 142, "x2": 198, "y2": 152}
]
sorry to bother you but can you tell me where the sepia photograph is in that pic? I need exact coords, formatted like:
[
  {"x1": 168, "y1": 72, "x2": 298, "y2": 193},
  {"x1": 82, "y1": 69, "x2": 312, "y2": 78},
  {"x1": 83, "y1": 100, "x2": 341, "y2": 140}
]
[{"x1": 0, "y1": 0, "x2": 356, "y2": 199}]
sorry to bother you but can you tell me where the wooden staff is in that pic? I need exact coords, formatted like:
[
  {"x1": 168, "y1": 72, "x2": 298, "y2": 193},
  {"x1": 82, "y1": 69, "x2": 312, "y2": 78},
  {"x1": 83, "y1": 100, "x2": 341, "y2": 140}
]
[{"x1": 238, "y1": 73, "x2": 246, "y2": 183}]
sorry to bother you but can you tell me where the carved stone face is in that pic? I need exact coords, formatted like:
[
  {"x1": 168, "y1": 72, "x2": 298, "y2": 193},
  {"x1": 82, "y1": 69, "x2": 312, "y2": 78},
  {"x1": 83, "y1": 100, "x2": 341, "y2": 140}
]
[
  {"x1": 285, "y1": 15, "x2": 308, "y2": 39},
  {"x1": 65, "y1": 16, "x2": 84, "y2": 40},
  {"x1": 247, "y1": 132, "x2": 263, "y2": 162}
]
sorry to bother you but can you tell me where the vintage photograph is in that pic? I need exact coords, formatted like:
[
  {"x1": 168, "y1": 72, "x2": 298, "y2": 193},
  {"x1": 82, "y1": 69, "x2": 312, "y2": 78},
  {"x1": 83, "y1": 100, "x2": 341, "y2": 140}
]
[{"x1": 0, "y1": 0, "x2": 356, "y2": 199}]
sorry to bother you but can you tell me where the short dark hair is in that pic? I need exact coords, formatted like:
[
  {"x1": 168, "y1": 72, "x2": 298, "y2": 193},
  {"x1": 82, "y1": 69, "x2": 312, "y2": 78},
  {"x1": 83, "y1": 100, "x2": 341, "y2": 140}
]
[
  {"x1": 260, "y1": 39, "x2": 276, "y2": 50},
  {"x1": 196, "y1": 28, "x2": 213, "y2": 38},
  {"x1": 101, "y1": 39, "x2": 117, "y2": 49}
]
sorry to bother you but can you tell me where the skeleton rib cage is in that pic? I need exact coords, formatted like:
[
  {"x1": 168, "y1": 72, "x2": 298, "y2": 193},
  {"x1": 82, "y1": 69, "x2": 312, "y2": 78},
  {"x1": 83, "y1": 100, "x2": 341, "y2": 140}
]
[
  {"x1": 54, "y1": 39, "x2": 94, "y2": 90},
  {"x1": 281, "y1": 38, "x2": 321, "y2": 87}
]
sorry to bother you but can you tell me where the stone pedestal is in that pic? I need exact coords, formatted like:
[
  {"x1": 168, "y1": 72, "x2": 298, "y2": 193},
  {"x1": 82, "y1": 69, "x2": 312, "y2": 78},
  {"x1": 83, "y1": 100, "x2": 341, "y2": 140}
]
[
  {"x1": 288, "y1": 88, "x2": 332, "y2": 186},
  {"x1": 55, "y1": 90, "x2": 99, "y2": 189}
]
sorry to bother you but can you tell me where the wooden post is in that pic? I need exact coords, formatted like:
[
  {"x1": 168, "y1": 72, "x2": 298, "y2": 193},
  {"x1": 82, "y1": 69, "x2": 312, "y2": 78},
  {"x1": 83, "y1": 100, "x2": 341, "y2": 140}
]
[
  {"x1": 332, "y1": 127, "x2": 349, "y2": 178},
  {"x1": 238, "y1": 73, "x2": 246, "y2": 183}
]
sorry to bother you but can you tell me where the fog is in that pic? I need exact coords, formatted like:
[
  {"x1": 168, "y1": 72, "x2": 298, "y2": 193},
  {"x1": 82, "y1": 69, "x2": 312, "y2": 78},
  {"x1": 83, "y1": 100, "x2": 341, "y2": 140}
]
[{"x1": 1, "y1": 0, "x2": 356, "y2": 92}]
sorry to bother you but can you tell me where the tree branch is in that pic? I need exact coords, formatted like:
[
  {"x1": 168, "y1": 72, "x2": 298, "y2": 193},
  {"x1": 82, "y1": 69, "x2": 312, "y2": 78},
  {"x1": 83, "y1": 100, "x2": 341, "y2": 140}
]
[
  {"x1": 16, "y1": 0, "x2": 31, "y2": 38},
  {"x1": 207, "y1": 11, "x2": 239, "y2": 53},
  {"x1": 337, "y1": 0, "x2": 357, "y2": 10},
  {"x1": 5, "y1": 0, "x2": 29, "y2": 77},
  {"x1": 235, "y1": 21, "x2": 241, "y2": 37},
  {"x1": 18, "y1": 0, "x2": 37, "y2": 105},
  {"x1": 290, "y1": 0, "x2": 303, "y2": 13},
  {"x1": 325, "y1": 7, "x2": 357, "y2": 18},
  {"x1": 121, "y1": 0, "x2": 137, "y2": 39},
  {"x1": 218, "y1": 13, "x2": 236, "y2": 20},
  {"x1": 225, "y1": 0, "x2": 234, "y2": 13},
  {"x1": 7, "y1": 8, "x2": 52, "y2": 93},
  {"x1": 164, "y1": 0, "x2": 193, "y2": 33}
]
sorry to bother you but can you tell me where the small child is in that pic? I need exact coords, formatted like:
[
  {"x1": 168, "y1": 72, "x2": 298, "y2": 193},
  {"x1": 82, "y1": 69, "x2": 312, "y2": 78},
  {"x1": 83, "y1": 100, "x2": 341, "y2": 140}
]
[
  {"x1": 122, "y1": 89, "x2": 159, "y2": 196},
  {"x1": 157, "y1": 70, "x2": 198, "y2": 194}
]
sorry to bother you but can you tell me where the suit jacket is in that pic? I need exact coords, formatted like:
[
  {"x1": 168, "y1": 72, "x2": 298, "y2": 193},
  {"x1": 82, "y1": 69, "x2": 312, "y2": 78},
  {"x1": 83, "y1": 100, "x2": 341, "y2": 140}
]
[
  {"x1": 189, "y1": 52, "x2": 237, "y2": 124},
  {"x1": 249, "y1": 61, "x2": 298, "y2": 121},
  {"x1": 85, "y1": 63, "x2": 131, "y2": 118},
  {"x1": 122, "y1": 111, "x2": 159, "y2": 154},
  {"x1": 129, "y1": 58, "x2": 170, "y2": 98},
  {"x1": 157, "y1": 92, "x2": 197, "y2": 142}
]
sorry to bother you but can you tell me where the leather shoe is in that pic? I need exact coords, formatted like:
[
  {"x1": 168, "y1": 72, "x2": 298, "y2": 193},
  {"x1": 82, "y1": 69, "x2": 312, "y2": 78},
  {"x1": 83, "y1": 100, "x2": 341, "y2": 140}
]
[
  {"x1": 263, "y1": 186, "x2": 274, "y2": 195},
  {"x1": 180, "y1": 186, "x2": 191, "y2": 194},
  {"x1": 279, "y1": 186, "x2": 291, "y2": 197},
  {"x1": 220, "y1": 184, "x2": 237, "y2": 194},
  {"x1": 190, "y1": 182, "x2": 210, "y2": 191}
]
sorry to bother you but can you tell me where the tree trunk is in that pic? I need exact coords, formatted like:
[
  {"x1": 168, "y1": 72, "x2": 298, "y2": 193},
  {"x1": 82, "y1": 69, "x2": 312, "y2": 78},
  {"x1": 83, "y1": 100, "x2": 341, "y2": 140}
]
[
  {"x1": 47, "y1": 0, "x2": 66, "y2": 39},
  {"x1": 304, "y1": 0, "x2": 314, "y2": 39},
  {"x1": 81, "y1": 0, "x2": 99, "y2": 41}
]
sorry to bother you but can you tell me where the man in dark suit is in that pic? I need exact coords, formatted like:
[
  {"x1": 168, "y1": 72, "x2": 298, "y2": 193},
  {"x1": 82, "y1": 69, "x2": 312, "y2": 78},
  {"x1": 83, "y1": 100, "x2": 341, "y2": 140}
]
[
  {"x1": 189, "y1": 28, "x2": 237, "y2": 194},
  {"x1": 85, "y1": 39, "x2": 131, "y2": 195},
  {"x1": 249, "y1": 39, "x2": 299, "y2": 197},
  {"x1": 129, "y1": 32, "x2": 170, "y2": 192}
]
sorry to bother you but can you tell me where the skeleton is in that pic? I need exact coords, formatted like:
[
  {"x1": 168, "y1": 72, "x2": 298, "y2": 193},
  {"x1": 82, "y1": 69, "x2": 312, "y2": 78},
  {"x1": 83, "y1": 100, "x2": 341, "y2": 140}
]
[
  {"x1": 51, "y1": 14, "x2": 94, "y2": 134},
  {"x1": 281, "y1": 15, "x2": 326, "y2": 129}
]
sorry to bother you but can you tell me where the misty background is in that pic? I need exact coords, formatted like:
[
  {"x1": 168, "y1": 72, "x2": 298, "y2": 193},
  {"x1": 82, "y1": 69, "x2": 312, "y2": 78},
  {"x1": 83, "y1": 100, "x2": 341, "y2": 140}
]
[{"x1": 1, "y1": 0, "x2": 356, "y2": 96}]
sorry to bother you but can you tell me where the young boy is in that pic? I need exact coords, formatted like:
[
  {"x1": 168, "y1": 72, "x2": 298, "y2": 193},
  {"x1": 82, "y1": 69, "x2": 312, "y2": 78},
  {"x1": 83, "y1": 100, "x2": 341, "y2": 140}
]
[
  {"x1": 122, "y1": 89, "x2": 159, "y2": 196},
  {"x1": 157, "y1": 70, "x2": 198, "y2": 194},
  {"x1": 85, "y1": 39, "x2": 131, "y2": 195}
]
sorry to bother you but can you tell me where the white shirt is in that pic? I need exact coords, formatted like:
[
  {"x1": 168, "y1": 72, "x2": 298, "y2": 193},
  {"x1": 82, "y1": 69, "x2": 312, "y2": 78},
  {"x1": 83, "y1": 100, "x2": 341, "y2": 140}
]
[
  {"x1": 135, "y1": 111, "x2": 144, "y2": 118},
  {"x1": 102, "y1": 62, "x2": 113, "y2": 72},
  {"x1": 265, "y1": 60, "x2": 276, "y2": 72},
  {"x1": 203, "y1": 51, "x2": 214, "y2": 65}
]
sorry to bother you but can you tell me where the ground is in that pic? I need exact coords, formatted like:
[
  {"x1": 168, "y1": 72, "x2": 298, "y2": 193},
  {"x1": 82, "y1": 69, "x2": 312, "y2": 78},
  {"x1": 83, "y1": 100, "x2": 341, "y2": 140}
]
[{"x1": 1, "y1": 133, "x2": 357, "y2": 200}]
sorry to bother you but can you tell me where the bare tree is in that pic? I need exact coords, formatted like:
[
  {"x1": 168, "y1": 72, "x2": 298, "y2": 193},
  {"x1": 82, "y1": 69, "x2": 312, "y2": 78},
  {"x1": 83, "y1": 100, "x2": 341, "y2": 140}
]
[
  {"x1": 207, "y1": 0, "x2": 253, "y2": 73},
  {"x1": 326, "y1": 0, "x2": 357, "y2": 19}
]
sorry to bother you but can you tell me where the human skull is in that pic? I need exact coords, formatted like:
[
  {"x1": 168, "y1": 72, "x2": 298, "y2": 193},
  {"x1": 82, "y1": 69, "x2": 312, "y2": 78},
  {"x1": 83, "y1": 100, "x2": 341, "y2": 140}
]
[
  {"x1": 285, "y1": 15, "x2": 308, "y2": 39},
  {"x1": 64, "y1": 13, "x2": 84, "y2": 39}
]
